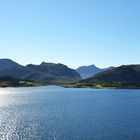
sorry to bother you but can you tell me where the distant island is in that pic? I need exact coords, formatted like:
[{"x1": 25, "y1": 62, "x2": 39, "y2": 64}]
[{"x1": 0, "y1": 58, "x2": 140, "y2": 89}]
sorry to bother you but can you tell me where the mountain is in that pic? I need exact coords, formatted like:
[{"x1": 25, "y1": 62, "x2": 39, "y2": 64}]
[
  {"x1": 0, "y1": 59, "x2": 81, "y2": 84},
  {"x1": 76, "y1": 64, "x2": 114, "y2": 79},
  {"x1": 24, "y1": 62, "x2": 81, "y2": 84},
  {"x1": 80, "y1": 65, "x2": 140, "y2": 88},
  {"x1": 0, "y1": 59, "x2": 21, "y2": 71}
]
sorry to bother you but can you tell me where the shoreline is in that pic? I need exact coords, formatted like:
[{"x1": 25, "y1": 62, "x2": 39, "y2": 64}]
[{"x1": 1, "y1": 84, "x2": 140, "y2": 90}]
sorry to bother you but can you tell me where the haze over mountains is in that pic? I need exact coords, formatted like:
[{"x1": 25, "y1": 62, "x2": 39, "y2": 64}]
[{"x1": 76, "y1": 65, "x2": 114, "y2": 79}]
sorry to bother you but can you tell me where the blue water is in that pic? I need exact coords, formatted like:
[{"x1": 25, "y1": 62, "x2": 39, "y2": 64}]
[{"x1": 0, "y1": 86, "x2": 140, "y2": 140}]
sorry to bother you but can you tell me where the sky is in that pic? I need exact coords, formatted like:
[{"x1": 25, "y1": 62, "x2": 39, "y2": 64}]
[{"x1": 0, "y1": 0, "x2": 139, "y2": 68}]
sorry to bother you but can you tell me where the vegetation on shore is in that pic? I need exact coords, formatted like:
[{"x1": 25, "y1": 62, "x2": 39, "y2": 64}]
[
  {"x1": 1, "y1": 78, "x2": 140, "y2": 89},
  {"x1": 63, "y1": 83, "x2": 140, "y2": 89},
  {"x1": 0, "y1": 76, "x2": 42, "y2": 87}
]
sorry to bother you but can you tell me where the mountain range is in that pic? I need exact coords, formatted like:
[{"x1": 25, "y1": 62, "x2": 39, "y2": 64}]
[
  {"x1": 0, "y1": 59, "x2": 81, "y2": 84},
  {"x1": 80, "y1": 65, "x2": 140, "y2": 88},
  {"x1": 0, "y1": 58, "x2": 140, "y2": 88},
  {"x1": 76, "y1": 65, "x2": 114, "y2": 79}
]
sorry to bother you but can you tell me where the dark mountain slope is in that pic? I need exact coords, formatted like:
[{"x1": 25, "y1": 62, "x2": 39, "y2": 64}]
[
  {"x1": 0, "y1": 59, "x2": 21, "y2": 71},
  {"x1": 80, "y1": 65, "x2": 140, "y2": 88},
  {"x1": 0, "y1": 66, "x2": 32, "y2": 78},
  {"x1": 25, "y1": 62, "x2": 81, "y2": 84},
  {"x1": 0, "y1": 60, "x2": 81, "y2": 84}
]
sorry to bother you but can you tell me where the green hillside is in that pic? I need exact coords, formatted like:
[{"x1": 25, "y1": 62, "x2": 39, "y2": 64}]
[{"x1": 79, "y1": 65, "x2": 140, "y2": 88}]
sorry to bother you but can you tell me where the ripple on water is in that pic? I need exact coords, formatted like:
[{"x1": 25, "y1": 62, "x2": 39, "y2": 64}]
[{"x1": 1, "y1": 87, "x2": 140, "y2": 140}]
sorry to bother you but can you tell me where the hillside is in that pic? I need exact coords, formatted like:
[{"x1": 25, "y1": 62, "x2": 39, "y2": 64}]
[
  {"x1": 79, "y1": 65, "x2": 140, "y2": 88},
  {"x1": 24, "y1": 62, "x2": 81, "y2": 84},
  {"x1": 0, "y1": 59, "x2": 81, "y2": 84},
  {"x1": 0, "y1": 59, "x2": 21, "y2": 71}
]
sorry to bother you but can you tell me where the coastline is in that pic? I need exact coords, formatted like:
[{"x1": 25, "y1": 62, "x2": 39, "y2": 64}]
[{"x1": 1, "y1": 83, "x2": 140, "y2": 90}]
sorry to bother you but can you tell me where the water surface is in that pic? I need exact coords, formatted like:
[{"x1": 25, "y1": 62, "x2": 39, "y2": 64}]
[{"x1": 0, "y1": 86, "x2": 140, "y2": 140}]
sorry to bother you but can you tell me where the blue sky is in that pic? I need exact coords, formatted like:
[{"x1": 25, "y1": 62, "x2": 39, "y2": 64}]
[{"x1": 0, "y1": 0, "x2": 139, "y2": 68}]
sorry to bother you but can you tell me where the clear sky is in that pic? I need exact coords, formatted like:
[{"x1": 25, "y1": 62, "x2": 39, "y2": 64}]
[{"x1": 0, "y1": 0, "x2": 139, "y2": 68}]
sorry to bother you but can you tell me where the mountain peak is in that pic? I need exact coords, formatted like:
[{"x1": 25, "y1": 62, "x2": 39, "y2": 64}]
[
  {"x1": 40, "y1": 62, "x2": 47, "y2": 65},
  {"x1": 0, "y1": 58, "x2": 15, "y2": 62},
  {"x1": 76, "y1": 64, "x2": 114, "y2": 79},
  {"x1": 91, "y1": 64, "x2": 97, "y2": 67},
  {"x1": 0, "y1": 58, "x2": 21, "y2": 71}
]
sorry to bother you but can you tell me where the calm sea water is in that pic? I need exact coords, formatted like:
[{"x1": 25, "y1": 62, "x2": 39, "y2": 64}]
[{"x1": 0, "y1": 86, "x2": 140, "y2": 140}]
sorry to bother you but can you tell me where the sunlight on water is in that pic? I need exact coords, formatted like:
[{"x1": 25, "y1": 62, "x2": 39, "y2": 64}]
[
  {"x1": 0, "y1": 88, "x2": 33, "y2": 108},
  {"x1": 0, "y1": 88, "x2": 13, "y2": 95},
  {"x1": 0, "y1": 89, "x2": 14, "y2": 108},
  {"x1": 0, "y1": 87, "x2": 140, "y2": 140}
]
